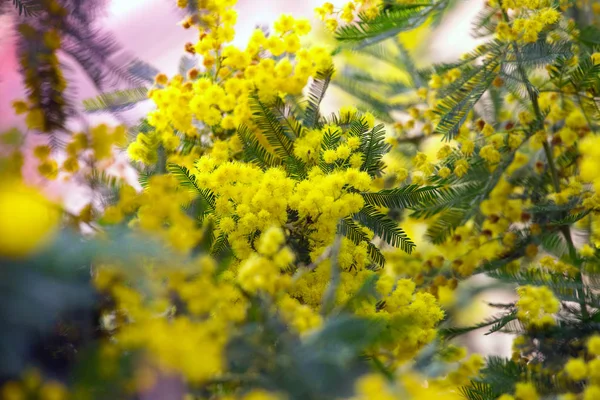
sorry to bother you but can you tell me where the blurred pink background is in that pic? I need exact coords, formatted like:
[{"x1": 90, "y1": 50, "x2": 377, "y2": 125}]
[{"x1": 0, "y1": 0, "x2": 483, "y2": 131}]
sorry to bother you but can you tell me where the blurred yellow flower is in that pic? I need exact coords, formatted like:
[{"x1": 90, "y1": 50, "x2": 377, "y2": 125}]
[{"x1": 0, "y1": 181, "x2": 60, "y2": 258}]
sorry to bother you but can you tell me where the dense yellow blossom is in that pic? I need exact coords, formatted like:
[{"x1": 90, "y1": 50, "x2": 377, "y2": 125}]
[
  {"x1": 129, "y1": 0, "x2": 333, "y2": 165},
  {"x1": 516, "y1": 285, "x2": 560, "y2": 328}
]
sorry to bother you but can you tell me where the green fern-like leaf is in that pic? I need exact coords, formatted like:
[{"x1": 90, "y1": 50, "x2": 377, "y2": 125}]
[
  {"x1": 321, "y1": 125, "x2": 342, "y2": 151},
  {"x1": 138, "y1": 172, "x2": 150, "y2": 189},
  {"x1": 126, "y1": 59, "x2": 160, "y2": 84},
  {"x1": 571, "y1": 56, "x2": 600, "y2": 92},
  {"x1": 471, "y1": 7, "x2": 498, "y2": 38},
  {"x1": 83, "y1": 87, "x2": 149, "y2": 113},
  {"x1": 348, "y1": 116, "x2": 371, "y2": 138},
  {"x1": 250, "y1": 97, "x2": 296, "y2": 159},
  {"x1": 338, "y1": 217, "x2": 368, "y2": 245},
  {"x1": 358, "y1": 40, "x2": 421, "y2": 86},
  {"x1": 249, "y1": 98, "x2": 307, "y2": 178},
  {"x1": 237, "y1": 124, "x2": 282, "y2": 169},
  {"x1": 337, "y1": 217, "x2": 385, "y2": 267},
  {"x1": 211, "y1": 233, "x2": 231, "y2": 257},
  {"x1": 286, "y1": 156, "x2": 309, "y2": 181},
  {"x1": 353, "y1": 205, "x2": 415, "y2": 253},
  {"x1": 319, "y1": 125, "x2": 343, "y2": 173},
  {"x1": 421, "y1": 40, "x2": 499, "y2": 78},
  {"x1": 178, "y1": 54, "x2": 197, "y2": 77},
  {"x1": 360, "y1": 124, "x2": 391, "y2": 177},
  {"x1": 167, "y1": 164, "x2": 215, "y2": 211},
  {"x1": 539, "y1": 230, "x2": 569, "y2": 258},
  {"x1": 304, "y1": 66, "x2": 334, "y2": 128},
  {"x1": 487, "y1": 268, "x2": 590, "y2": 307},
  {"x1": 505, "y1": 39, "x2": 572, "y2": 67},
  {"x1": 425, "y1": 208, "x2": 469, "y2": 244},
  {"x1": 272, "y1": 97, "x2": 304, "y2": 140},
  {"x1": 88, "y1": 169, "x2": 123, "y2": 190},
  {"x1": 460, "y1": 381, "x2": 497, "y2": 400},
  {"x1": 434, "y1": 58, "x2": 503, "y2": 140},
  {"x1": 334, "y1": 3, "x2": 435, "y2": 46},
  {"x1": 361, "y1": 185, "x2": 441, "y2": 209},
  {"x1": 333, "y1": 69, "x2": 403, "y2": 121},
  {"x1": 410, "y1": 181, "x2": 486, "y2": 219},
  {"x1": 474, "y1": 356, "x2": 527, "y2": 394},
  {"x1": 440, "y1": 311, "x2": 517, "y2": 340}
]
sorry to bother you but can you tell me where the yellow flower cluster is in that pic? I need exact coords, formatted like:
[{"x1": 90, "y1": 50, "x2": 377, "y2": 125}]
[
  {"x1": 278, "y1": 294, "x2": 323, "y2": 334},
  {"x1": 503, "y1": 335, "x2": 600, "y2": 400},
  {"x1": 579, "y1": 134, "x2": 600, "y2": 195},
  {"x1": 496, "y1": 7, "x2": 561, "y2": 43},
  {"x1": 497, "y1": 382, "x2": 539, "y2": 400},
  {"x1": 31, "y1": 124, "x2": 126, "y2": 180},
  {"x1": 428, "y1": 68, "x2": 462, "y2": 90},
  {"x1": 103, "y1": 175, "x2": 202, "y2": 253},
  {"x1": 560, "y1": 336, "x2": 600, "y2": 395},
  {"x1": 351, "y1": 353, "x2": 483, "y2": 400},
  {"x1": 129, "y1": 0, "x2": 332, "y2": 165},
  {"x1": 315, "y1": 1, "x2": 381, "y2": 31},
  {"x1": 1, "y1": 370, "x2": 68, "y2": 400},
  {"x1": 95, "y1": 256, "x2": 247, "y2": 383},
  {"x1": 237, "y1": 226, "x2": 294, "y2": 294},
  {"x1": 374, "y1": 275, "x2": 445, "y2": 361},
  {"x1": 190, "y1": 159, "x2": 371, "y2": 259},
  {"x1": 291, "y1": 251, "x2": 375, "y2": 309},
  {"x1": 515, "y1": 285, "x2": 560, "y2": 328},
  {"x1": 16, "y1": 15, "x2": 67, "y2": 132},
  {"x1": 7, "y1": 0, "x2": 600, "y2": 398}
]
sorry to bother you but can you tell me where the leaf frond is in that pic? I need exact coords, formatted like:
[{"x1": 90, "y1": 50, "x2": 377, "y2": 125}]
[
  {"x1": 353, "y1": 205, "x2": 415, "y2": 253},
  {"x1": 304, "y1": 66, "x2": 335, "y2": 128},
  {"x1": 361, "y1": 185, "x2": 441, "y2": 209},
  {"x1": 334, "y1": 3, "x2": 436, "y2": 46},
  {"x1": 337, "y1": 217, "x2": 385, "y2": 267},
  {"x1": 250, "y1": 96, "x2": 296, "y2": 159},
  {"x1": 237, "y1": 124, "x2": 283, "y2": 169},
  {"x1": 167, "y1": 163, "x2": 216, "y2": 211},
  {"x1": 359, "y1": 123, "x2": 391, "y2": 177},
  {"x1": 83, "y1": 87, "x2": 149, "y2": 113}
]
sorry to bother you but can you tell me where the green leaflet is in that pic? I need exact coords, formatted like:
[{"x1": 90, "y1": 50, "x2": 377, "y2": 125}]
[
  {"x1": 304, "y1": 66, "x2": 335, "y2": 128},
  {"x1": 83, "y1": 87, "x2": 149, "y2": 113},
  {"x1": 334, "y1": 3, "x2": 439, "y2": 47},
  {"x1": 237, "y1": 124, "x2": 283, "y2": 169},
  {"x1": 353, "y1": 205, "x2": 415, "y2": 253},
  {"x1": 166, "y1": 163, "x2": 216, "y2": 211},
  {"x1": 359, "y1": 124, "x2": 391, "y2": 177},
  {"x1": 337, "y1": 217, "x2": 386, "y2": 267},
  {"x1": 361, "y1": 185, "x2": 441, "y2": 209}
]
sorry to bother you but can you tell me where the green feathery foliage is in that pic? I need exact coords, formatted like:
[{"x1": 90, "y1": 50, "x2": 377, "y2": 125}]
[
  {"x1": 338, "y1": 217, "x2": 386, "y2": 267},
  {"x1": 361, "y1": 185, "x2": 442, "y2": 210},
  {"x1": 334, "y1": 2, "x2": 445, "y2": 47},
  {"x1": 304, "y1": 66, "x2": 335, "y2": 128},
  {"x1": 353, "y1": 205, "x2": 415, "y2": 253},
  {"x1": 359, "y1": 123, "x2": 391, "y2": 177},
  {"x1": 83, "y1": 87, "x2": 149, "y2": 113},
  {"x1": 237, "y1": 124, "x2": 283, "y2": 169},
  {"x1": 167, "y1": 163, "x2": 216, "y2": 211}
]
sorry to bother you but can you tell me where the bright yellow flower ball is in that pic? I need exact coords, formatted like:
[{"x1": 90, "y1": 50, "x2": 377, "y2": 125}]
[{"x1": 0, "y1": 181, "x2": 60, "y2": 258}]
